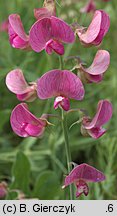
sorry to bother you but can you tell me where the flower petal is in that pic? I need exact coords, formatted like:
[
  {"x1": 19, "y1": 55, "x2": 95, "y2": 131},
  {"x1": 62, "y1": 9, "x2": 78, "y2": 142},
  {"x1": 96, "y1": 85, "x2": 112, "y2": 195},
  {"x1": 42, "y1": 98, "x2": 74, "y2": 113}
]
[
  {"x1": 76, "y1": 180, "x2": 89, "y2": 197},
  {"x1": 92, "y1": 10, "x2": 110, "y2": 45},
  {"x1": 77, "y1": 10, "x2": 110, "y2": 45},
  {"x1": 54, "y1": 96, "x2": 70, "y2": 111},
  {"x1": 82, "y1": 50, "x2": 110, "y2": 75},
  {"x1": 37, "y1": 70, "x2": 85, "y2": 100},
  {"x1": 84, "y1": 100, "x2": 113, "y2": 129},
  {"x1": 8, "y1": 14, "x2": 28, "y2": 41},
  {"x1": 6, "y1": 69, "x2": 29, "y2": 94},
  {"x1": 45, "y1": 39, "x2": 64, "y2": 55},
  {"x1": 77, "y1": 10, "x2": 102, "y2": 44},
  {"x1": 29, "y1": 17, "x2": 75, "y2": 53},
  {"x1": 63, "y1": 163, "x2": 106, "y2": 187},
  {"x1": 87, "y1": 127, "x2": 106, "y2": 139},
  {"x1": 10, "y1": 103, "x2": 45, "y2": 137}
]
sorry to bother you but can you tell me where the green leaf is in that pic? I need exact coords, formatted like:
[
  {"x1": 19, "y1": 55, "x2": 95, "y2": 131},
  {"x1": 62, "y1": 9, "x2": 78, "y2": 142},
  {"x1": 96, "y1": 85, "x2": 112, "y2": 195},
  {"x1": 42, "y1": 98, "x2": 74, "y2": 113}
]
[
  {"x1": 6, "y1": 191, "x2": 19, "y2": 200},
  {"x1": 11, "y1": 151, "x2": 31, "y2": 195},
  {"x1": 33, "y1": 171, "x2": 60, "y2": 199},
  {"x1": 0, "y1": 110, "x2": 10, "y2": 131}
]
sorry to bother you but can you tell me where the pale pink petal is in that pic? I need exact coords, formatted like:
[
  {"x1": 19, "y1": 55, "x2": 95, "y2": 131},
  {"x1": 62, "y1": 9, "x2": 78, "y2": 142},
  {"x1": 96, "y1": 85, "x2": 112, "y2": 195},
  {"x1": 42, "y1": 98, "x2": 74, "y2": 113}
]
[
  {"x1": 37, "y1": 70, "x2": 85, "y2": 100},
  {"x1": 8, "y1": 14, "x2": 28, "y2": 41},
  {"x1": 10, "y1": 103, "x2": 45, "y2": 137},
  {"x1": 92, "y1": 10, "x2": 110, "y2": 45},
  {"x1": 78, "y1": 10, "x2": 102, "y2": 44},
  {"x1": 6, "y1": 69, "x2": 29, "y2": 94},
  {"x1": 29, "y1": 17, "x2": 75, "y2": 53},
  {"x1": 78, "y1": 10, "x2": 110, "y2": 45},
  {"x1": 63, "y1": 163, "x2": 105, "y2": 187},
  {"x1": 82, "y1": 50, "x2": 110, "y2": 75},
  {"x1": 54, "y1": 96, "x2": 70, "y2": 111},
  {"x1": 8, "y1": 14, "x2": 29, "y2": 49},
  {"x1": 84, "y1": 100, "x2": 113, "y2": 129}
]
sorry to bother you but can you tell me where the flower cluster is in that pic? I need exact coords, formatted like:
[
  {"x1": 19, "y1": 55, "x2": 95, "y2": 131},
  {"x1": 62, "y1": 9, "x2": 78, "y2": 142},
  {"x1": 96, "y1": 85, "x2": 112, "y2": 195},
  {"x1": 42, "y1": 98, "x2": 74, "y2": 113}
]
[{"x1": 5, "y1": 0, "x2": 112, "y2": 198}]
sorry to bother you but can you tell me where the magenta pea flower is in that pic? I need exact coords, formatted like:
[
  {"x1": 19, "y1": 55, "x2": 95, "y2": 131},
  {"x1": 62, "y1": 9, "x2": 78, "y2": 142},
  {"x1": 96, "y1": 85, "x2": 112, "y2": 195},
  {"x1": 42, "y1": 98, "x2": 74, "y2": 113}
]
[
  {"x1": 80, "y1": 0, "x2": 96, "y2": 14},
  {"x1": 29, "y1": 16, "x2": 75, "y2": 55},
  {"x1": 77, "y1": 10, "x2": 110, "y2": 46},
  {"x1": 10, "y1": 103, "x2": 48, "y2": 137},
  {"x1": 62, "y1": 163, "x2": 105, "y2": 198},
  {"x1": 6, "y1": 69, "x2": 37, "y2": 102},
  {"x1": 37, "y1": 69, "x2": 85, "y2": 111},
  {"x1": 81, "y1": 100, "x2": 113, "y2": 139},
  {"x1": 78, "y1": 50, "x2": 110, "y2": 83},
  {"x1": 0, "y1": 182, "x2": 8, "y2": 199},
  {"x1": 8, "y1": 14, "x2": 30, "y2": 50}
]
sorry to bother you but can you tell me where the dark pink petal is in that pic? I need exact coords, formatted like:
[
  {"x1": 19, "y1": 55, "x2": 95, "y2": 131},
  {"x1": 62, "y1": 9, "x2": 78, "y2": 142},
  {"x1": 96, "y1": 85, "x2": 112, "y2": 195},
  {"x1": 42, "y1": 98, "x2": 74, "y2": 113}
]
[
  {"x1": 45, "y1": 39, "x2": 64, "y2": 55},
  {"x1": 10, "y1": 103, "x2": 46, "y2": 137},
  {"x1": 76, "y1": 180, "x2": 89, "y2": 197},
  {"x1": 80, "y1": 50, "x2": 110, "y2": 82},
  {"x1": 8, "y1": 14, "x2": 29, "y2": 49},
  {"x1": 77, "y1": 10, "x2": 110, "y2": 46},
  {"x1": 37, "y1": 70, "x2": 85, "y2": 100},
  {"x1": 87, "y1": 127, "x2": 106, "y2": 139},
  {"x1": 84, "y1": 100, "x2": 113, "y2": 129},
  {"x1": 54, "y1": 96, "x2": 70, "y2": 111},
  {"x1": 63, "y1": 163, "x2": 105, "y2": 187},
  {"x1": 80, "y1": 0, "x2": 96, "y2": 14},
  {"x1": 29, "y1": 17, "x2": 75, "y2": 53},
  {"x1": 6, "y1": 69, "x2": 29, "y2": 94}
]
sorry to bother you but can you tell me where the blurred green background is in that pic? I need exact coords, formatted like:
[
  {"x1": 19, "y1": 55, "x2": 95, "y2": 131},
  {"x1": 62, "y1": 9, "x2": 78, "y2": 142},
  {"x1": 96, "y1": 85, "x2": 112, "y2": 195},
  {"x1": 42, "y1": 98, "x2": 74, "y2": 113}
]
[{"x1": 0, "y1": 0, "x2": 116, "y2": 199}]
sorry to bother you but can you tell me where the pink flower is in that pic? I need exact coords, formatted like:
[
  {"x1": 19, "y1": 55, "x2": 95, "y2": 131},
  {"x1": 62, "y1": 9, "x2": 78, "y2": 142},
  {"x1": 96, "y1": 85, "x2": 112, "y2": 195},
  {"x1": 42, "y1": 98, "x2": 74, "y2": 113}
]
[
  {"x1": 34, "y1": 0, "x2": 56, "y2": 20},
  {"x1": 62, "y1": 163, "x2": 105, "y2": 198},
  {"x1": 77, "y1": 10, "x2": 110, "y2": 46},
  {"x1": 37, "y1": 69, "x2": 85, "y2": 111},
  {"x1": 0, "y1": 182, "x2": 8, "y2": 198},
  {"x1": 10, "y1": 103, "x2": 47, "y2": 137},
  {"x1": 80, "y1": 0, "x2": 96, "y2": 14},
  {"x1": 8, "y1": 14, "x2": 30, "y2": 50},
  {"x1": 78, "y1": 50, "x2": 110, "y2": 83},
  {"x1": 81, "y1": 100, "x2": 113, "y2": 139},
  {"x1": 6, "y1": 69, "x2": 37, "y2": 102},
  {"x1": 29, "y1": 16, "x2": 75, "y2": 55},
  {"x1": 0, "y1": 20, "x2": 9, "y2": 32}
]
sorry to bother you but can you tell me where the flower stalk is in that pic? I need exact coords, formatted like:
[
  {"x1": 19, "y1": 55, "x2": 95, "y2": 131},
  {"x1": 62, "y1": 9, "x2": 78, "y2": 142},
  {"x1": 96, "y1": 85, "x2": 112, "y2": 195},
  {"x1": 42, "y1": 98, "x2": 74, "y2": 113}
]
[{"x1": 61, "y1": 109, "x2": 74, "y2": 200}]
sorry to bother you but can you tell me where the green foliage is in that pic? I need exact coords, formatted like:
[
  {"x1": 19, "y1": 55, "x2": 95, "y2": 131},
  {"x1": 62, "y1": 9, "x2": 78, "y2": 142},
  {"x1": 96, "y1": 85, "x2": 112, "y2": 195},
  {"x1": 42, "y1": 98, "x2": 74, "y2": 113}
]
[
  {"x1": 33, "y1": 171, "x2": 61, "y2": 199},
  {"x1": 0, "y1": 0, "x2": 117, "y2": 200},
  {"x1": 10, "y1": 151, "x2": 31, "y2": 195}
]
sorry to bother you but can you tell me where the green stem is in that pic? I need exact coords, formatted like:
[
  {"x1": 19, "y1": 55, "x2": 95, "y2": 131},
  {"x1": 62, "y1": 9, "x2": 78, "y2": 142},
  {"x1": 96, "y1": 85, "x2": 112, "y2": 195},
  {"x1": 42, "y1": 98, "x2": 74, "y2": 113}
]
[
  {"x1": 61, "y1": 109, "x2": 74, "y2": 200},
  {"x1": 59, "y1": 56, "x2": 64, "y2": 70}
]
